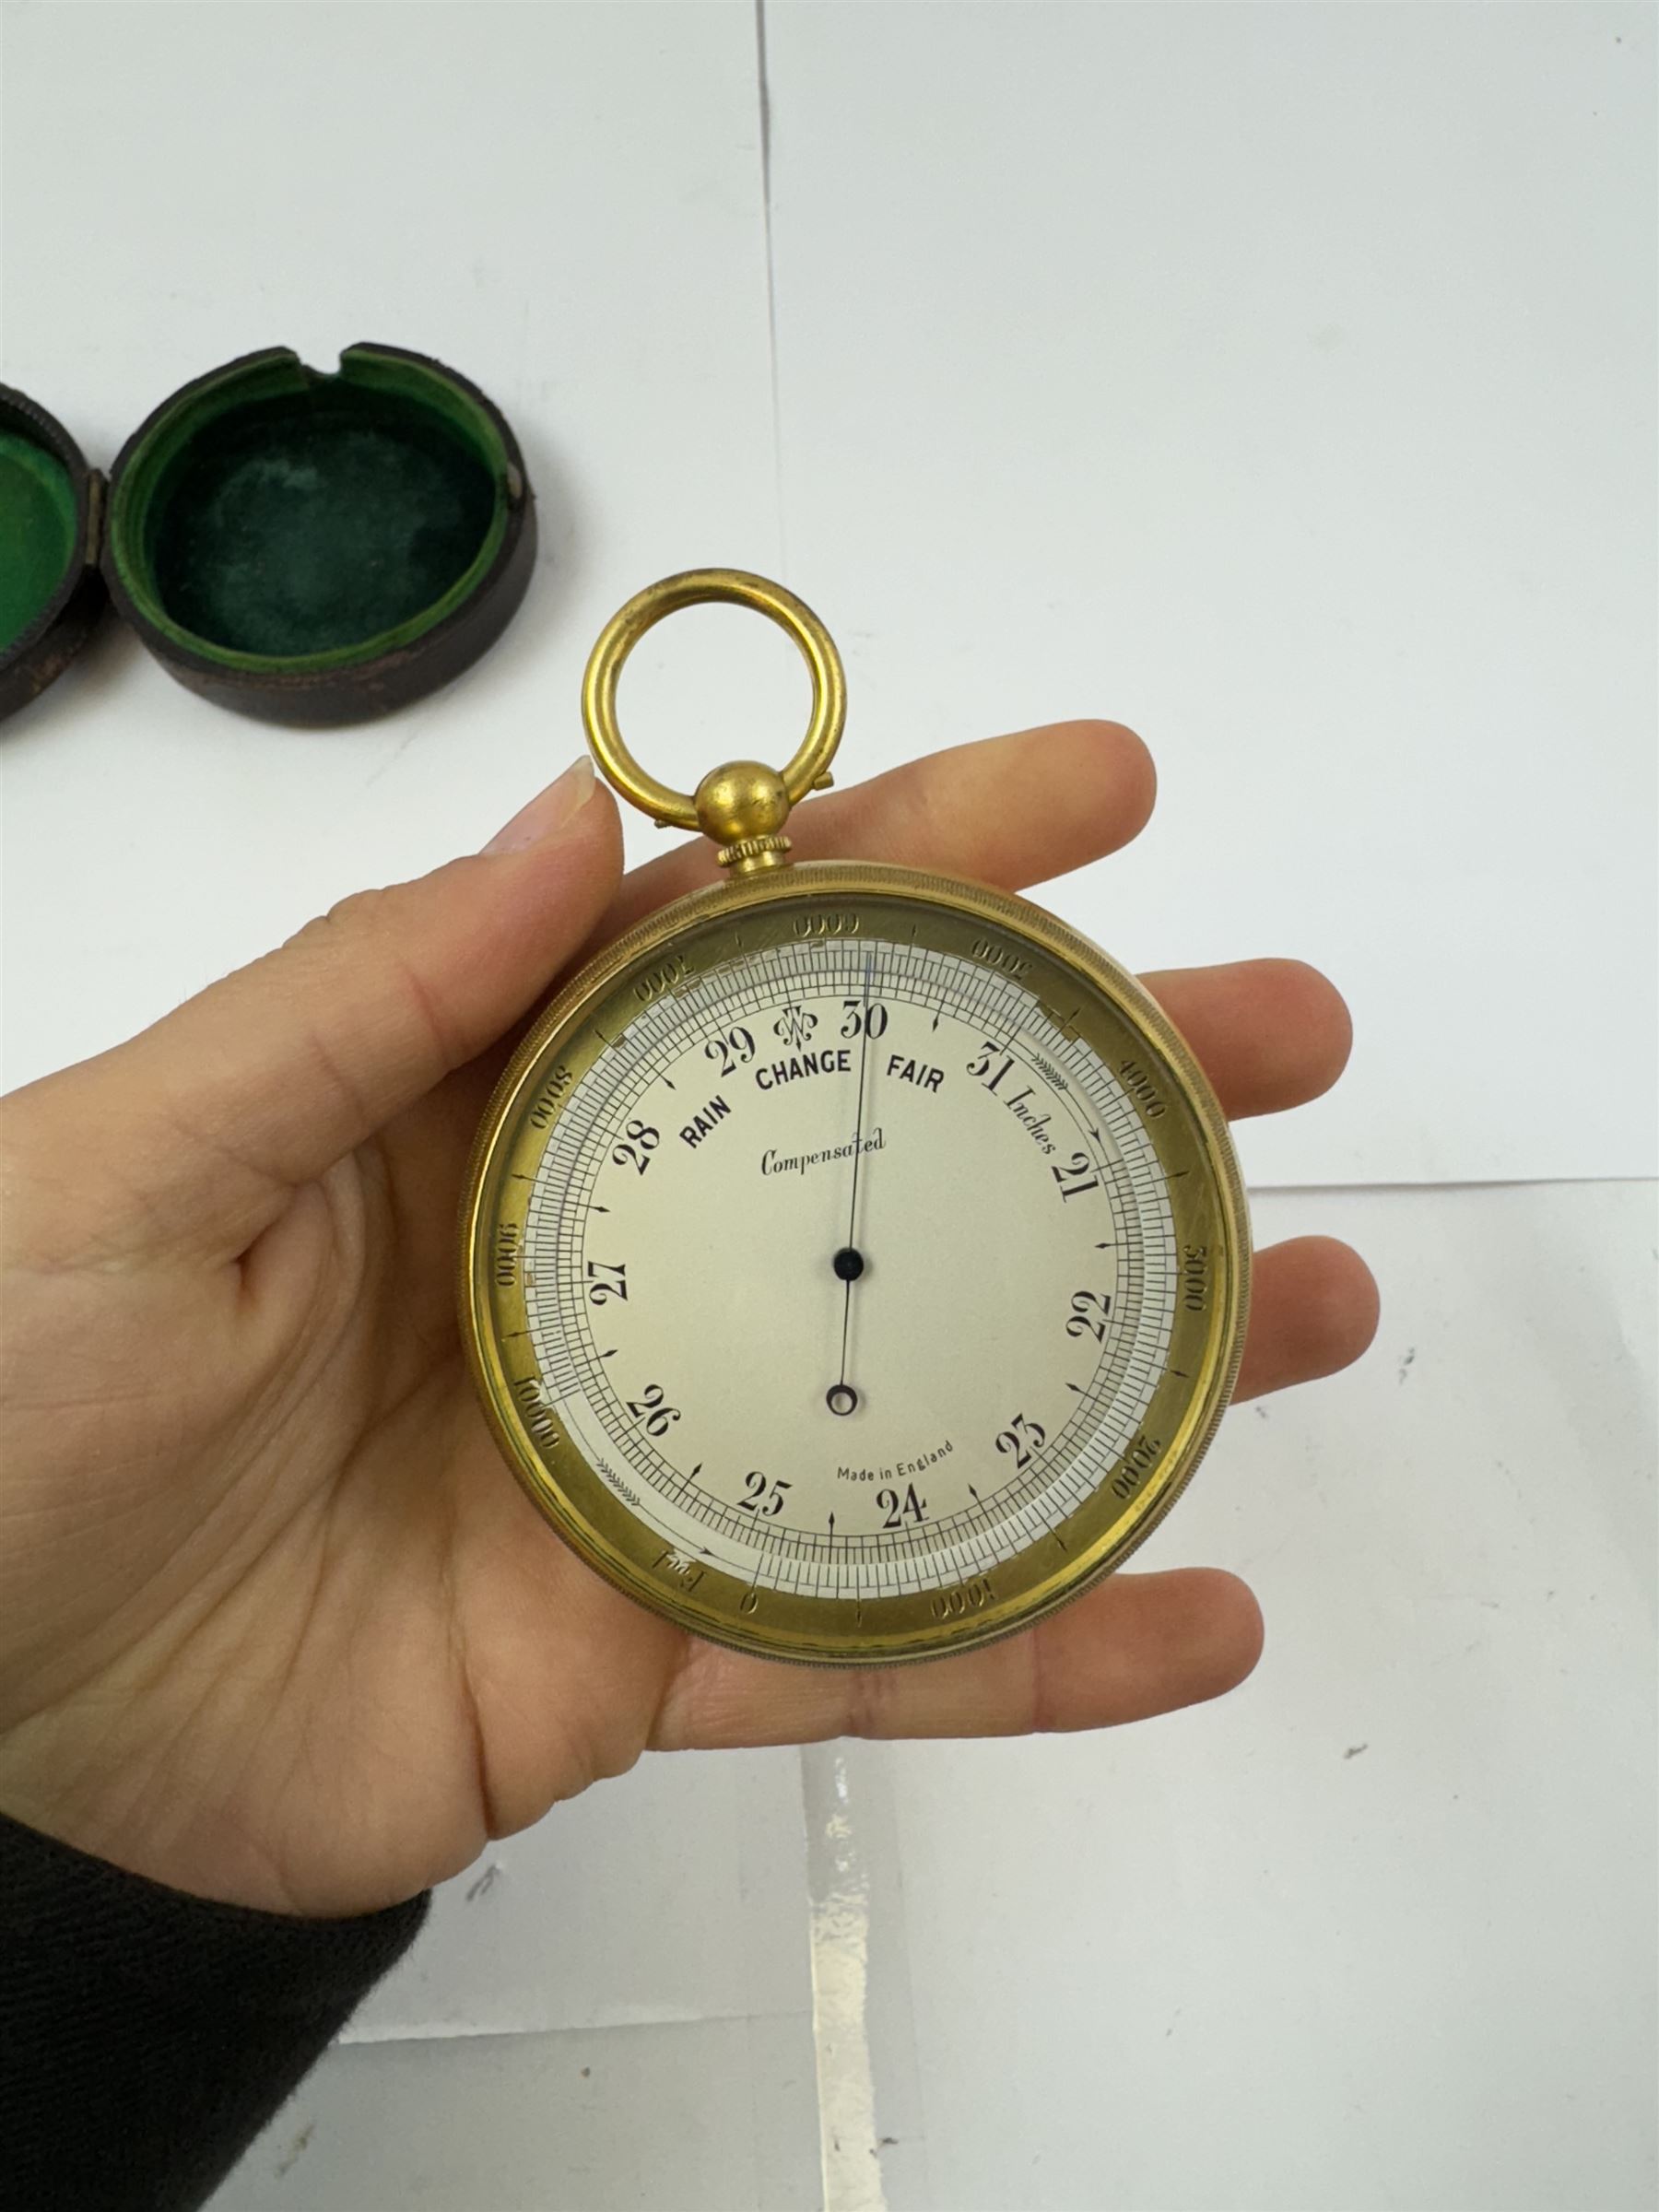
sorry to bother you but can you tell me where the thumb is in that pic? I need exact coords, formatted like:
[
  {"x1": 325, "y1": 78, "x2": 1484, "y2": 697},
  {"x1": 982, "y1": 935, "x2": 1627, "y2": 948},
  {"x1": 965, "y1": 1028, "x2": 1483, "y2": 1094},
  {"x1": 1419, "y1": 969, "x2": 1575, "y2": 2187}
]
[{"x1": 33, "y1": 757, "x2": 623, "y2": 1259}]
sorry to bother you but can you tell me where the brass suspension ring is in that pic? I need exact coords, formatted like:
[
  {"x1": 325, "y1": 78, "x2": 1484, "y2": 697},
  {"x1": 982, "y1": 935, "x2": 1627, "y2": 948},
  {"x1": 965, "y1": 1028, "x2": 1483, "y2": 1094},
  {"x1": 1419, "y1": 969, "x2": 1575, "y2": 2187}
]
[{"x1": 581, "y1": 569, "x2": 846, "y2": 832}]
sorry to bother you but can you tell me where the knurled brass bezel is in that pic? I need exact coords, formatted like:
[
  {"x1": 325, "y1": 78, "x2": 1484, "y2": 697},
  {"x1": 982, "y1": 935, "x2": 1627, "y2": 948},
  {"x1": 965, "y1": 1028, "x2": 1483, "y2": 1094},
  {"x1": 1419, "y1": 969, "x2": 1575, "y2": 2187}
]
[
  {"x1": 459, "y1": 860, "x2": 1251, "y2": 1667},
  {"x1": 716, "y1": 831, "x2": 792, "y2": 869}
]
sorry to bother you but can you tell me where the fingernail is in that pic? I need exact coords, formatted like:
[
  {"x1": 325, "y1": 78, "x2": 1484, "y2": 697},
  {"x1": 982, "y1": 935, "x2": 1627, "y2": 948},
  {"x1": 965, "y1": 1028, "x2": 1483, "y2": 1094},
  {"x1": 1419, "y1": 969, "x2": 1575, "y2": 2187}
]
[{"x1": 483, "y1": 757, "x2": 597, "y2": 853}]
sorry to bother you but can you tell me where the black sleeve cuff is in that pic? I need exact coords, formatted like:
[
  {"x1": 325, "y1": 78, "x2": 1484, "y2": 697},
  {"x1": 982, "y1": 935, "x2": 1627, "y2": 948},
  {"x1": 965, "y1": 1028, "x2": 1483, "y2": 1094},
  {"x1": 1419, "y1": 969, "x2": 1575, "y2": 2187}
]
[{"x1": 0, "y1": 1806, "x2": 429, "y2": 2212}]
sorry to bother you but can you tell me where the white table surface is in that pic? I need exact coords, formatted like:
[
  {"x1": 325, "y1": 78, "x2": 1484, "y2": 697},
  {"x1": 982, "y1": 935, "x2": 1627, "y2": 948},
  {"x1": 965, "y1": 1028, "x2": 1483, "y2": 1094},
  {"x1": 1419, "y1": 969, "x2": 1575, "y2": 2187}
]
[{"x1": 2, "y1": 6, "x2": 1653, "y2": 2211}]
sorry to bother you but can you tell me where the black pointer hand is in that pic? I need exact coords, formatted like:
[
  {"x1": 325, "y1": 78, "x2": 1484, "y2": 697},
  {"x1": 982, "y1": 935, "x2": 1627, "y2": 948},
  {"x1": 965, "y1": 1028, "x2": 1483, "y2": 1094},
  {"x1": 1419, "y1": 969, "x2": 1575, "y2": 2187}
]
[{"x1": 830, "y1": 953, "x2": 877, "y2": 1414}]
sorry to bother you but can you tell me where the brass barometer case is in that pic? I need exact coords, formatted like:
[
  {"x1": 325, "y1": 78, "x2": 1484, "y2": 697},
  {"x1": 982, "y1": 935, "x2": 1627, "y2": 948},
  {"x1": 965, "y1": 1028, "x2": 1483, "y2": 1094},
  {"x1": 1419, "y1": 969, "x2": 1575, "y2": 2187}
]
[{"x1": 461, "y1": 571, "x2": 1250, "y2": 1665}]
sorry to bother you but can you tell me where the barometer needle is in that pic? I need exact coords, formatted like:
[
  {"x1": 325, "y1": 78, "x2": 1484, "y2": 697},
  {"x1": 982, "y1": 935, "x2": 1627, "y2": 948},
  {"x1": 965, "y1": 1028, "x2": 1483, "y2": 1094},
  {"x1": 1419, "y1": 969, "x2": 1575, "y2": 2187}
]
[{"x1": 831, "y1": 953, "x2": 877, "y2": 1407}]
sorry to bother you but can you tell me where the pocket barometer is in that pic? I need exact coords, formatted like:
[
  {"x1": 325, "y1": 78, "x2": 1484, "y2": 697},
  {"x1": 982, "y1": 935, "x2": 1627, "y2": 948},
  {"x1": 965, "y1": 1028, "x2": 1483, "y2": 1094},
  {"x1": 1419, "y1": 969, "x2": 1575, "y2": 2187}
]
[{"x1": 461, "y1": 571, "x2": 1249, "y2": 1665}]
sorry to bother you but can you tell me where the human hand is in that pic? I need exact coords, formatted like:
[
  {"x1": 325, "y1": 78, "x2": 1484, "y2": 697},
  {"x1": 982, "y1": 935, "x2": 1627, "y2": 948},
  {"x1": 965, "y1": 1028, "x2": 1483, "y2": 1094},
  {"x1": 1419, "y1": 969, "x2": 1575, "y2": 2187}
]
[{"x1": 0, "y1": 724, "x2": 1377, "y2": 1916}]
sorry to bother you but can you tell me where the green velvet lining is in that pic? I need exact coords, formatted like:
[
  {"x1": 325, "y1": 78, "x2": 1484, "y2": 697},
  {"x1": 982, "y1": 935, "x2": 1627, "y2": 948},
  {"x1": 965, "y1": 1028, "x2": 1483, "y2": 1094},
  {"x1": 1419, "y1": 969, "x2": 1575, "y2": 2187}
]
[
  {"x1": 107, "y1": 348, "x2": 512, "y2": 670},
  {"x1": 0, "y1": 429, "x2": 78, "y2": 653}
]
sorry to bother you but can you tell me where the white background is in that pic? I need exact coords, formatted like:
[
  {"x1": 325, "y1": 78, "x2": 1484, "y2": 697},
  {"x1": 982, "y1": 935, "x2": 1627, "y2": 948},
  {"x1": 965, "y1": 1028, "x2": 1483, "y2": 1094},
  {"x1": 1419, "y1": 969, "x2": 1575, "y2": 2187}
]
[{"x1": 1, "y1": 6, "x2": 1653, "y2": 2210}]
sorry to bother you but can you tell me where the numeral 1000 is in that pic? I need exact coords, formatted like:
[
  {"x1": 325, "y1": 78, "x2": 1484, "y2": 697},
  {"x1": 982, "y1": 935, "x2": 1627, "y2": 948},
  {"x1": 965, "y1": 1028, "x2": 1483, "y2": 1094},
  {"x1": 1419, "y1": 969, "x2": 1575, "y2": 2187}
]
[{"x1": 930, "y1": 1577, "x2": 994, "y2": 1622}]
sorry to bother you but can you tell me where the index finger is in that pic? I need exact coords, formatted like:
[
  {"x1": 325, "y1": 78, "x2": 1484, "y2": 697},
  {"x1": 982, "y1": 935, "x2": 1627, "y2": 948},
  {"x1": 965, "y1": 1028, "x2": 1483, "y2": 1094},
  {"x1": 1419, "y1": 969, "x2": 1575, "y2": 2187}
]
[{"x1": 597, "y1": 718, "x2": 1157, "y2": 939}]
